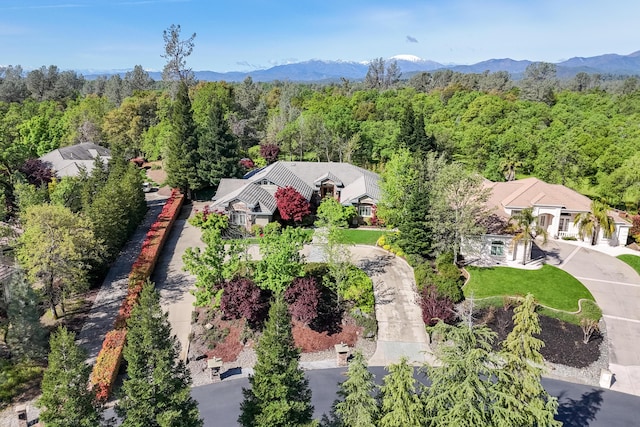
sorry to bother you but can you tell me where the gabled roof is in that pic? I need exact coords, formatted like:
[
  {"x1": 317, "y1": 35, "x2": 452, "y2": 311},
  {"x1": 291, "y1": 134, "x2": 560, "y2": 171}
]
[
  {"x1": 485, "y1": 177, "x2": 592, "y2": 216},
  {"x1": 212, "y1": 161, "x2": 381, "y2": 212},
  {"x1": 39, "y1": 142, "x2": 111, "y2": 178},
  {"x1": 213, "y1": 181, "x2": 278, "y2": 215}
]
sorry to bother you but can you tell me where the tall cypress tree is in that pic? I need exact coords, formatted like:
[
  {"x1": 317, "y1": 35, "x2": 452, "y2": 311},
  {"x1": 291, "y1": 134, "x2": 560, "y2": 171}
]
[
  {"x1": 116, "y1": 282, "x2": 202, "y2": 427},
  {"x1": 239, "y1": 295, "x2": 313, "y2": 426},
  {"x1": 37, "y1": 327, "x2": 103, "y2": 427},
  {"x1": 495, "y1": 294, "x2": 561, "y2": 426},
  {"x1": 333, "y1": 351, "x2": 378, "y2": 427},
  {"x1": 5, "y1": 272, "x2": 48, "y2": 362},
  {"x1": 165, "y1": 81, "x2": 200, "y2": 197},
  {"x1": 197, "y1": 99, "x2": 240, "y2": 188},
  {"x1": 377, "y1": 357, "x2": 424, "y2": 427}
]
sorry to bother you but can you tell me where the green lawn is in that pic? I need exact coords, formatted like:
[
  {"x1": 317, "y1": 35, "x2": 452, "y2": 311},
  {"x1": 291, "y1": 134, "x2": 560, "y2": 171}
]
[
  {"x1": 617, "y1": 254, "x2": 640, "y2": 276},
  {"x1": 464, "y1": 264, "x2": 595, "y2": 312},
  {"x1": 335, "y1": 228, "x2": 387, "y2": 245}
]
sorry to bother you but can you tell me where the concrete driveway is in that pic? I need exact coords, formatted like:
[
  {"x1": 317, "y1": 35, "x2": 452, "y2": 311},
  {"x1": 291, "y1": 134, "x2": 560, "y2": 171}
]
[
  {"x1": 544, "y1": 240, "x2": 640, "y2": 395},
  {"x1": 348, "y1": 246, "x2": 434, "y2": 367}
]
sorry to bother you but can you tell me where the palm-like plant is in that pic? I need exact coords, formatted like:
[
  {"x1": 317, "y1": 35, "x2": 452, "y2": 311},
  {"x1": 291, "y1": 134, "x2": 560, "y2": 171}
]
[
  {"x1": 508, "y1": 208, "x2": 548, "y2": 265},
  {"x1": 573, "y1": 200, "x2": 616, "y2": 245}
]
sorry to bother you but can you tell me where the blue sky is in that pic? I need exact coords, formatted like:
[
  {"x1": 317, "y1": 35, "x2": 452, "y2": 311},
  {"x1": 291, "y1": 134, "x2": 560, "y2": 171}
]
[{"x1": 1, "y1": 0, "x2": 638, "y2": 72}]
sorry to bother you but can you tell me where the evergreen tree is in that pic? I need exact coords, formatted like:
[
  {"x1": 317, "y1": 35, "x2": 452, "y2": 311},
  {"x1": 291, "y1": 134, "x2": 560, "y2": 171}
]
[
  {"x1": 164, "y1": 81, "x2": 200, "y2": 197},
  {"x1": 239, "y1": 295, "x2": 313, "y2": 427},
  {"x1": 496, "y1": 294, "x2": 561, "y2": 426},
  {"x1": 37, "y1": 327, "x2": 103, "y2": 427},
  {"x1": 423, "y1": 322, "x2": 517, "y2": 426},
  {"x1": 197, "y1": 99, "x2": 240, "y2": 188},
  {"x1": 333, "y1": 351, "x2": 378, "y2": 427},
  {"x1": 5, "y1": 272, "x2": 48, "y2": 362},
  {"x1": 377, "y1": 357, "x2": 424, "y2": 427},
  {"x1": 116, "y1": 283, "x2": 202, "y2": 427}
]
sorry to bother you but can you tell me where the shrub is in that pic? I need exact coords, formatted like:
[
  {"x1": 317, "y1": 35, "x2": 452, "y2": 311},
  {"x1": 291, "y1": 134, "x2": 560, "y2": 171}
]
[
  {"x1": 91, "y1": 329, "x2": 127, "y2": 402},
  {"x1": 263, "y1": 221, "x2": 282, "y2": 235},
  {"x1": 579, "y1": 299, "x2": 602, "y2": 321},
  {"x1": 420, "y1": 286, "x2": 456, "y2": 327},
  {"x1": 435, "y1": 252, "x2": 455, "y2": 269},
  {"x1": 437, "y1": 262, "x2": 461, "y2": 281},
  {"x1": 414, "y1": 263, "x2": 434, "y2": 290},
  {"x1": 0, "y1": 360, "x2": 43, "y2": 405},
  {"x1": 342, "y1": 266, "x2": 375, "y2": 314},
  {"x1": 251, "y1": 224, "x2": 263, "y2": 236},
  {"x1": 433, "y1": 276, "x2": 464, "y2": 303},
  {"x1": 220, "y1": 277, "x2": 271, "y2": 327},
  {"x1": 304, "y1": 262, "x2": 330, "y2": 280},
  {"x1": 631, "y1": 215, "x2": 640, "y2": 242},
  {"x1": 352, "y1": 312, "x2": 377, "y2": 339},
  {"x1": 189, "y1": 205, "x2": 229, "y2": 231},
  {"x1": 285, "y1": 277, "x2": 321, "y2": 325}
]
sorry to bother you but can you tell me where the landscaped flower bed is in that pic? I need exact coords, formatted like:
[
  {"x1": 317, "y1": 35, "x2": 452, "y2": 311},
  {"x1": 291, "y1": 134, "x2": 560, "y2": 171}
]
[{"x1": 91, "y1": 189, "x2": 184, "y2": 401}]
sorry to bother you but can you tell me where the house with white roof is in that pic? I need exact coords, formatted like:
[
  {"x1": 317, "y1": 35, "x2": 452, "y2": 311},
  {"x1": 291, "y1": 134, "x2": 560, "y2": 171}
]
[
  {"x1": 211, "y1": 161, "x2": 381, "y2": 230},
  {"x1": 39, "y1": 142, "x2": 111, "y2": 178},
  {"x1": 462, "y1": 177, "x2": 631, "y2": 264}
]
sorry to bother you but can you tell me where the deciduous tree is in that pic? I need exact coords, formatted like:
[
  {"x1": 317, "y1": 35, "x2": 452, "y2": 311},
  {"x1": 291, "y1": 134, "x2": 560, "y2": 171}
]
[
  {"x1": 255, "y1": 226, "x2": 306, "y2": 294},
  {"x1": 17, "y1": 204, "x2": 101, "y2": 319},
  {"x1": 275, "y1": 186, "x2": 311, "y2": 223}
]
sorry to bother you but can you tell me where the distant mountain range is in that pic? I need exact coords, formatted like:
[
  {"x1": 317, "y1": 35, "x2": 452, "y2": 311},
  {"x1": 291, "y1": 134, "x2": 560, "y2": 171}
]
[{"x1": 83, "y1": 51, "x2": 640, "y2": 83}]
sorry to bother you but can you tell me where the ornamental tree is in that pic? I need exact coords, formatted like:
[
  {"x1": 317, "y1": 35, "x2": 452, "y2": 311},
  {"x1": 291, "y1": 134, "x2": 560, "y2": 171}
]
[
  {"x1": 259, "y1": 143, "x2": 280, "y2": 164},
  {"x1": 284, "y1": 276, "x2": 321, "y2": 326},
  {"x1": 221, "y1": 277, "x2": 271, "y2": 327},
  {"x1": 275, "y1": 186, "x2": 311, "y2": 224}
]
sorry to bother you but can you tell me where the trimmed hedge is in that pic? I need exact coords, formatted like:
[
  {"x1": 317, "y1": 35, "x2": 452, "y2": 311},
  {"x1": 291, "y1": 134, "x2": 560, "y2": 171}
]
[{"x1": 90, "y1": 189, "x2": 184, "y2": 401}]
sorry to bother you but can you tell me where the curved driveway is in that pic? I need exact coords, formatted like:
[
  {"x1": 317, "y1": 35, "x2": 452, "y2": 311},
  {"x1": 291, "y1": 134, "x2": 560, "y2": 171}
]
[
  {"x1": 545, "y1": 240, "x2": 640, "y2": 395},
  {"x1": 348, "y1": 245, "x2": 434, "y2": 366}
]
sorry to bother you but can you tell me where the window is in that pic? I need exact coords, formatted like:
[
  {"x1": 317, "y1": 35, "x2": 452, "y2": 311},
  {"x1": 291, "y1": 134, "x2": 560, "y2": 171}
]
[
  {"x1": 358, "y1": 205, "x2": 372, "y2": 217},
  {"x1": 539, "y1": 215, "x2": 546, "y2": 227},
  {"x1": 229, "y1": 211, "x2": 246, "y2": 226},
  {"x1": 559, "y1": 218, "x2": 569, "y2": 232},
  {"x1": 490, "y1": 241, "x2": 505, "y2": 256}
]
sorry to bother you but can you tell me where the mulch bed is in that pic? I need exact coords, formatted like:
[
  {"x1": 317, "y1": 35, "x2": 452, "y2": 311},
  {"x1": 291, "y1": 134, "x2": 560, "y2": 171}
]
[{"x1": 476, "y1": 306, "x2": 603, "y2": 368}]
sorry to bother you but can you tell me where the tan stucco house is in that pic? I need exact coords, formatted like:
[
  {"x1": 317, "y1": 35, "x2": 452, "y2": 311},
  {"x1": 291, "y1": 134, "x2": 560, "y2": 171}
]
[
  {"x1": 462, "y1": 177, "x2": 631, "y2": 264},
  {"x1": 211, "y1": 161, "x2": 381, "y2": 230}
]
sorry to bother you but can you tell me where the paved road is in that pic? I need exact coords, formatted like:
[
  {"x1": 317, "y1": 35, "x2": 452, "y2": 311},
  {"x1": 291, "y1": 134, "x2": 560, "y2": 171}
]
[
  {"x1": 187, "y1": 368, "x2": 640, "y2": 426},
  {"x1": 77, "y1": 195, "x2": 168, "y2": 363},
  {"x1": 545, "y1": 240, "x2": 640, "y2": 396}
]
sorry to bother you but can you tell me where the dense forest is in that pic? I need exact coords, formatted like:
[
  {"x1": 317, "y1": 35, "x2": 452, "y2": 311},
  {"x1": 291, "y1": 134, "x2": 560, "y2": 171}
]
[{"x1": 1, "y1": 60, "x2": 640, "y2": 216}]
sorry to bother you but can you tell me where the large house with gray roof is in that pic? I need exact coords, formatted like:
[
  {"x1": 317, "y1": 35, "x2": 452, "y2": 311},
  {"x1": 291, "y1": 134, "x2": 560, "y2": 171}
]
[
  {"x1": 462, "y1": 177, "x2": 631, "y2": 265},
  {"x1": 211, "y1": 161, "x2": 381, "y2": 230},
  {"x1": 39, "y1": 142, "x2": 111, "y2": 178}
]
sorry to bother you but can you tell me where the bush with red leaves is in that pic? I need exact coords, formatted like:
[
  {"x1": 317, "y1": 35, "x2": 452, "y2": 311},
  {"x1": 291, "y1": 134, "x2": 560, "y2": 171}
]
[
  {"x1": 221, "y1": 277, "x2": 271, "y2": 326},
  {"x1": 19, "y1": 158, "x2": 54, "y2": 186},
  {"x1": 274, "y1": 186, "x2": 311, "y2": 223},
  {"x1": 630, "y1": 215, "x2": 640, "y2": 242},
  {"x1": 259, "y1": 143, "x2": 280, "y2": 164},
  {"x1": 239, "y1": 158, "x2": 255, "y2": 170},
  {"x1": 285, "y1": 277, "x2": 321, "y2": 325},
  {"x1": 420, "y1": 285, "x2": 456, "y2": 326}
]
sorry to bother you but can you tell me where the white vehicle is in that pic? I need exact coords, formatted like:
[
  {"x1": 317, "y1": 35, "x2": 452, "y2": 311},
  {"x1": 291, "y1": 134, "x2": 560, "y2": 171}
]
[{"x1": 142, "y1": 182, "x2": 152, "y2": 193}]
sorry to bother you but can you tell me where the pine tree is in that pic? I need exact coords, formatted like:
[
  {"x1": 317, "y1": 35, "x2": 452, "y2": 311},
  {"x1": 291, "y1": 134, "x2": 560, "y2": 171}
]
[
  {"x1": 423, "y1": 322, "x2": 510, "y2": 426},
  {"x1": 5, "y1": 272, "x2": 48, "y2": 362},
  {"x1": 495, "y1": 294, "x2": 561, "y2": 426},
  {"x1": 239, "y1": 295, "x2": 313, "y2": 426},
  {"x1": 165, "y1": 81, "x2": 200, "y2": 197},
  {"x1": 116, "y1": 283, "x2": 202, "y2": 427},
  {"x1": 197, "y1": 99, "x2": 240, "y2": 188},
  {"x1": 333, "y1": 351, "x2": 378, "y2": 427},
  {"x1": 377, "y1": 357, "x2": 424, "y2": 427},
  {"x1": 37, "y1": 327, "x2": 103, "y2": 427}
]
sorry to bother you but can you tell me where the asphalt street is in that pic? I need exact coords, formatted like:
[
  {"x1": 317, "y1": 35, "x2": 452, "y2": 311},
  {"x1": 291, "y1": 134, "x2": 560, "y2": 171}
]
[{"x1": 188, "y1": 368, "x2": 640, "y2": 426}]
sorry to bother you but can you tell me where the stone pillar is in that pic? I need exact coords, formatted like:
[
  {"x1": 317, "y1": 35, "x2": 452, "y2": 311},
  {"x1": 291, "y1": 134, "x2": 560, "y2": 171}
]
[
  {"x1": 599, "y1": 369, "x2": 613, "y2": 389},
  {"x1": 335, "y1": 343, "x2": 349, "y2": 367},
  {"x1": 15, "y1": 404, "x2": 27, "y2": 427},
  {"x1": 208, "y1": 357, "x2": 223, "y2": 383}
]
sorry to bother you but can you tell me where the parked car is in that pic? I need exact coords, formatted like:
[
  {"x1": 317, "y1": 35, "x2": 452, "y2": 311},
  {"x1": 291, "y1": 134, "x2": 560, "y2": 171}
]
[{"x1": 142, "y1": 182, "x2": 152, "y2": 193}]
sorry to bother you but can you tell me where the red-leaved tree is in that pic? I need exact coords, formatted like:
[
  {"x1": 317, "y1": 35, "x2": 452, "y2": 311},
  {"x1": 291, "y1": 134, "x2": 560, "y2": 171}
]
[
  {"x1": 19, "y1": 158, "x2": 54, "y2": 187},
  {"x1": 630, "y1": 215, "x2": 640, "y2": 242},
  {"x1": 275, "y1": 186, "x2": 311, "y2": 223},
  {"x1": 259, "y1": 143, "x2": 280, "y2": 164},
  {"x1": 420, "y1": 286, "x2": 456, "y2": 326},
  {"x1": 284, "y1": 277, "x2": 321, "y2": 326},
  {"x1": 221, "y1": 277, "x2": 271, "y2": 326},
  {"x1": 239, "y1": 158, "x2": 255, "y2": 170}
]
